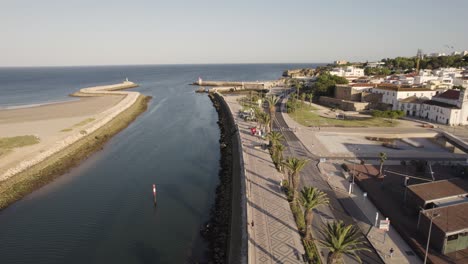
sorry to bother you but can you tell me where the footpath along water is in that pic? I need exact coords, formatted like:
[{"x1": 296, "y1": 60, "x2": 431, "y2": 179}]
[{"x1": 0, "y1": 64, "x2": 321, "y2": 264}]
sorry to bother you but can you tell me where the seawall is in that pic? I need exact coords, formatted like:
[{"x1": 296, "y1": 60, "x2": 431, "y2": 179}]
[
  {"x1": 195, "y1": 80, "x2": 284, "y2": 90},
  {"x1": 203, "y1": 93, "x2": 247, "y2": 264},
  {"x1": 0, "y1": 81, "x2": 150, "y2": 210}
]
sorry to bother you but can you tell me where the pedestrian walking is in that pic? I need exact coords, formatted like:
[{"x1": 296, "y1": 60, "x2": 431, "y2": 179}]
[
  {"x1": 251, "y1": 220, "x2": 254, "y2": 227},
  {"x1": 389, "y1": 248, "x2": 394, "y2": 258}
]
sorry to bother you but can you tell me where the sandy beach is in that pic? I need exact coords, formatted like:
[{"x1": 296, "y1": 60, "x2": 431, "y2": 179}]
[
  {"x1": 0, "y1": 95, "x2": 123, "y2": 177},
  {"x1": 0, "y1": 81, "x2": 149, "y2": 209}
]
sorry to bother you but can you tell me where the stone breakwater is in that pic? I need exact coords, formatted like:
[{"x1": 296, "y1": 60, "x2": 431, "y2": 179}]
[
  {"x1": 194, "y1": 80, "x2": 285, "y2": 91},
  {"x1": 0, "y1": 81, "x2": 141, "y2": 181}
]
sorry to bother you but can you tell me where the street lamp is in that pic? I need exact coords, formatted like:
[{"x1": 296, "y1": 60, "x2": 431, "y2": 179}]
[
  {"x1": 424, "y1": 211, "x2": 441, "y2": 264},
  {"x1": 352, "y1": 148, "x2": 360, "y2": 184},
  {"x1": 348, "y1": 148, "x2": 360, "y2": 194}
]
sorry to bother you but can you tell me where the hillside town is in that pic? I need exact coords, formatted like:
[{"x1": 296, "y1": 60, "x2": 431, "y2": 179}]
[{"x1": 285, "y1": 50, "x2": 468, "y2": 126}]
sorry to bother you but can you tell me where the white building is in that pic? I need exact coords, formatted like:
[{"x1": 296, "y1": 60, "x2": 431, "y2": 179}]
[
  {"x1": 425, "y1": 80, "x2": 452, "y2": 90},
  {"x1": 398, "y1": 89, "x2": 468, "y2": 125},
  {"x1": 454, "y1": 77, "x2": 468, "y2": 89},
  {"x1": 366, "y1": 62, "x2": 385, "y2": 68},
  {"x1": 413, "y1": 68, "x2": 460, "y2": 86},
  {"x1": 372, "y1": 85, "x2": 438, "y2": 109},
  {"x1": 414, "y1": 74, "x2": 440, "y2": 85},
  {"x1": 432, "y1": 67, "x2": 462, "y2": 78},
  {"x1": 334, "y1": 60, "x2": 348, "y2": 65},
  {"x1": 428, "y1": 53, "x2": 446, "y2": 57},
  {"x1": 384, "y1": 74, "x2": 418, "y2": 85},
  {"x1": 329, "y1": 66, "x2": 365, "y2": 79},
  {"x1": 397, "y1": 96, "x2": 429, "y2": 117}
]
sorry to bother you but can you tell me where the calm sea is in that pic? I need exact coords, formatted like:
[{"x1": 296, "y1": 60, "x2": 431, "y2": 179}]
[{"x1": 0, "y1": 64, "x2": 321, "y2": 264}]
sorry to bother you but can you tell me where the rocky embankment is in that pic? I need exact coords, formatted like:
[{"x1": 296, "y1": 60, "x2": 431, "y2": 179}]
[
  {"x1": 282, "y1": 68, "x2": 316, "y2": 77},
  {"x1": 202, "y1": 93, "x2": 238, "y2": 263}
]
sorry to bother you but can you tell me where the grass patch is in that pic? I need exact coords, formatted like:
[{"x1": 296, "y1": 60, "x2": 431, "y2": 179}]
[
  {"x1": 72, "y1": 118, "x2": 96, "y2": 127},
  {"x1": 60, "y1": 118, "x2": 96, "y2": 132},
  {"x1": 289, "y1": 105, "x2": 397, "y2": 127},
  {"x1": 0, "y1": 96, "x2": 151, "y2": 211},
  {"x1": 0, "y1": 135, "x2": 40, "y2": 149}
]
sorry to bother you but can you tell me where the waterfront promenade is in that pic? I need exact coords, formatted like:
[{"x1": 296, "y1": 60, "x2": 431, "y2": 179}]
[{"x1": 223, "y1": 94, "x2": 305, "y2": 264}]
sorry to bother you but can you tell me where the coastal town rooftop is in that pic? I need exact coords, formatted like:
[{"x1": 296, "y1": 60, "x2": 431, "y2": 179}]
[
  {"x1": 422, "y1": 202, "x2": 468, "y2": 234},
  {"x1": 399, "y1": 96, "x2": 430, "y2": 104},
  {"x1": 433, "y1": 89, "x2": 460, "y2": 100},
  {"x1": 373, "y1": 84, "x2": 433, "y2": 92},
  {"x1": 408, "y1": 178, "x2": 468, "y2": 203}
]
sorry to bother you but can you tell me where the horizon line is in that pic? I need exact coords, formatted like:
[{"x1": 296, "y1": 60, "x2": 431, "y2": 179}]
[{"x1": 0, "y1": 62, "x2": 331, "y2": 68}]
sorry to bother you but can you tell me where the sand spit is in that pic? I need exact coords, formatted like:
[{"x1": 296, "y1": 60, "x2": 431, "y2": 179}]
[{"x1": 0, "y1": 81, "x2": 150, "y2": 209}]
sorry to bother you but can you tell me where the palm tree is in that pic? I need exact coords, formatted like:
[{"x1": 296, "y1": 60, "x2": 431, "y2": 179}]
[
  {"x1": 273, "y1": 143, "x2": 285, "y2": 170},
  {"x1": 379, "y1": 152, "x2": 387, "y2": 176},
  {"x1": 300, "y1": 93, "x2": 306, "y2": 107},
  {"x1": 320, "y1": 221, "x2": 370, "y2": 264},
  {"x1": 257, "y1": 112, "x2": 270, "y2": 133},
  {"x1": 265, "y1": 95, "x2": 280, "y2": 131},
  {"x1": 282, "y1": 157, "x2": 309, "y2": 201},
  {"x1": 300, "y1": 186, "x2": 329, "y2": 239},
  {"x1": 296, "y1": 81, "x2": 304, "y2": 96},
  {"x1": 266, "y1": 131, "x2": 284, "y2": 148},
  {"x1": 306, "y1": 93, "x2": 314, "y2": 104}
]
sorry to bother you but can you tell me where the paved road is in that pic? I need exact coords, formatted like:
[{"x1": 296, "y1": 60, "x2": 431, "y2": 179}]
[{"x1": 272, "y1": 93, "x2": 384, "y2": 264}]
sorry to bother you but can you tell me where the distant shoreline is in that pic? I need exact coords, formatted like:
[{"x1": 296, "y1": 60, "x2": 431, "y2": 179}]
[
  {"x1": 0, "y1": 63, "x2": 329, "y2": 68},
  {"x1": 0, "y1": 81, "x2": 151, "y2": 210}
]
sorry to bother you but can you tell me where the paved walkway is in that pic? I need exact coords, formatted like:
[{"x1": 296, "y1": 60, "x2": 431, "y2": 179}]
[
  {"x1": 320, "y1": 162, "x2": 422, "y2": 264},
  {"x1": 279, "y1": 96, "x2": 422, "y2": 264},
  {"x1": 224, "y1": 95, "x2": 305, "y2": 264}
]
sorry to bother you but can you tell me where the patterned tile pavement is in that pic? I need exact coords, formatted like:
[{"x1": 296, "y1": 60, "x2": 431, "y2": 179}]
[{"x1": 224, "y1": 95, "x2": 305, "y2": 264}]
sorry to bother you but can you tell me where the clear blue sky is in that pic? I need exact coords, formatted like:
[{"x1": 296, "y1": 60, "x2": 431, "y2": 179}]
[{"x1": 1, "y1": 0, "x2": 467, "y2": 66}]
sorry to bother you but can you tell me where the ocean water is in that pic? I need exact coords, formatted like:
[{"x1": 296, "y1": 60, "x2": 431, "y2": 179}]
[{"x1": 0, "y1": 64, "x2": 321, "y2": 264}]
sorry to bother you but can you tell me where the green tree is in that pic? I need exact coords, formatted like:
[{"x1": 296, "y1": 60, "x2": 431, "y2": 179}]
[
  {"x1": 379, "y1": 152, "x2": 387, "y2": 176},
  {"x1": 364, "y1": 67, "x2": 391, "y2": 76},
  {"x1": 388, "y1": 111, "x2": 399, "y2": 123},
  {"x1": 320, "y1": 221, "x2": 370, "y2": 264},
  {"x1": 314, "y1": 72, "x2": 348, "y2": 95},
  {"x1": 267, "y1": 131, "x2": 285, "y2": 149},
  {"x1": 300, "y1": 186, "x2": 329, "y2": 239},
  {"x1": 283, "y1": 157, "x2": 309, "y2": 201},
  {"x1": 265, "y1": 95, "x2": 280, "y2": 131}
]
